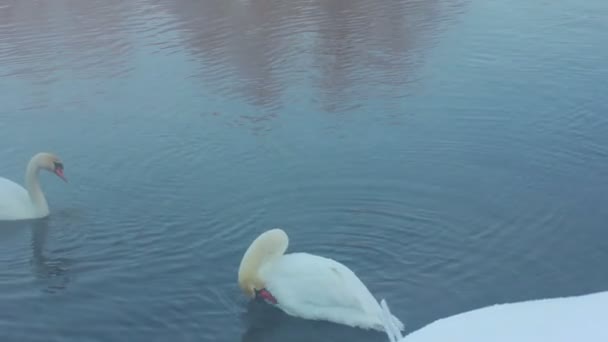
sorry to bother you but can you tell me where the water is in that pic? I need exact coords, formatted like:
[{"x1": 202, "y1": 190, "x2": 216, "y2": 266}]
[{"x1": 0, "y1": 0, "x2": 607, "y2": 341}]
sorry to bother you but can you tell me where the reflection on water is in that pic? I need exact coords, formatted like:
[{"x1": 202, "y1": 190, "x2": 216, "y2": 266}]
[
  {"x1": 0, "y1": 0, "x2": 135, "y2": 83},
  {"x1": 30, "y1": 219, "x2": 71, "y2": 294},
  {"x1": 0, "y1": 0, "x2": 465, "y2": 114},
  {"x1": 0, "y1": 0, "x2": 607, "y2": 341},
  {"x1": 240, "y1": 301, "x2": 386, "y2": 342},
  {"x1": 153, "y1": 0, "x2": 466, "y2": 112},
  {"x1": 0, "y1": 217, "x2": 72, "y2": 296}
]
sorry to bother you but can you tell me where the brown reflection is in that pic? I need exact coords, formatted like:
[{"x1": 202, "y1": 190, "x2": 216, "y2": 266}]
[
  {"x1": 0, "y1": 0, "x2": 465, "y2": 115},
  {"x1": 0, "y1": 1, "x2": 136, "y2": 89},
  {"x1": 156, "y1": 0, "x2": 465, "y2": 114}
]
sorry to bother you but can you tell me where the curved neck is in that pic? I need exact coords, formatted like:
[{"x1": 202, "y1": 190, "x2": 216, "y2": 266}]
[
  {"x1": 25, "y1": 157, "x2": 49, "y2": 215},
  {"x1": 238, "y1": 229, "x2": 289, "y2": 296}
]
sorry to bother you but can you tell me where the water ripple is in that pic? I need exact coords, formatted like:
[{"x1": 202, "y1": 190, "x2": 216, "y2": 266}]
[{"x1": 1, "y1": 0, "x2": 607, "y2": 341}]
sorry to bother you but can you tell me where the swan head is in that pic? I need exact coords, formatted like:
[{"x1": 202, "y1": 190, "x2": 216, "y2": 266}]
[
  {"x1": 34, "y1": 152, "x2": 67, "y2": 182},
  {"x1": 238, "y1": 228, "x2": 289, "y2": 299}
]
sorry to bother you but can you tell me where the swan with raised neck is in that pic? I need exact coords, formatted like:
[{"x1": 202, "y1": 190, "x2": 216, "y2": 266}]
[{"x1": 0, "y1": 152, "x2": 67, "y2": 221}]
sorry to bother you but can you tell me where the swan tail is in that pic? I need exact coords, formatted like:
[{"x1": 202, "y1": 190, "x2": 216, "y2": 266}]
[{"x1": 380, "y1": 299, "x2": 405, "y2": 342}]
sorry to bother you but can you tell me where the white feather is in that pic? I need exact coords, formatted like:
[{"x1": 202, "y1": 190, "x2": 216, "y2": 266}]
[
  {"x1": 259, "y1": 252, "x2": 405, "y2": 331},
  {"x1": 380, "y1": 299, "x2": 405, "y2": 342},
  {"x1": 0, "y1": 152, "x2": 66, "y2": 221},
  {"x1": 0, "y1": 177, "x2": 39, "y2": 220}
]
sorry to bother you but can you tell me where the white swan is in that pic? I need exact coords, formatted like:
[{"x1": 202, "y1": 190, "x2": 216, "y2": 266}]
[
  {"x1": 237, "y1": 228, "x2": 405, "y2": 332},
  {"x1": 0, "y1": 152, "x2": 67, "y2": 221},
  {"x1": 380, "y1": 291, "x2": 608, "y2": 342},
  {"x1": 380, "y1": 299, "x2": 404, "y2": 342}
]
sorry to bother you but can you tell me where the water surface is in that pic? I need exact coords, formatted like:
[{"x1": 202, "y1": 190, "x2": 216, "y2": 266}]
[{"x1": 1, "y1": 0, "x2": 607, "y2": 341}]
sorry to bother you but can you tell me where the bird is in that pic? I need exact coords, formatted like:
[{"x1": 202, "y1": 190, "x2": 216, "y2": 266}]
[
  {"x1": 237, "y1": 228, "x2": 405, "y2": 332},
  {"x1": 0, "y1": 152, "x2": 67, "y2": 221}
]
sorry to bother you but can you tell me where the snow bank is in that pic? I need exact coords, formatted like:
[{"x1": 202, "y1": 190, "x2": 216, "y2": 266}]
[{"x1": 388, "y1": 290, "x2": 608, "y2": 342}]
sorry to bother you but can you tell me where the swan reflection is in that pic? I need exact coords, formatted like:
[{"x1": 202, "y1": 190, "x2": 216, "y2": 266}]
[
  {"x1": 241, "y1": 300, "x2": 387, "y2": 342},
  {"x1": 30, "y1": 219, "x2": 71, "y2": 293}
]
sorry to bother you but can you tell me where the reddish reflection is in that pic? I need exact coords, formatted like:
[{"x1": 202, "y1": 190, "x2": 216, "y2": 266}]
[
  {"x1": 0, "y1": 0, "x2": 135, "y2": 83},
  {"x1": 154, "y1": 0, "x2": 465, "y2": 113},
  {"x1": 0, "y1": 0, "x2": 465, "y2": 114}
]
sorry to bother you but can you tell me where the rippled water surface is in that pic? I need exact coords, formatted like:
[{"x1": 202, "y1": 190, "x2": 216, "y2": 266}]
[{"x1": 1, "y1": 0, "x2": 607, "y2": 341}]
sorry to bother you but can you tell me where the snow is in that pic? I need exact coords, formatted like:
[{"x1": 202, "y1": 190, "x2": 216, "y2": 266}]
[{"x1": 384, "y1": 290, "x2": 608, "y2": 342}]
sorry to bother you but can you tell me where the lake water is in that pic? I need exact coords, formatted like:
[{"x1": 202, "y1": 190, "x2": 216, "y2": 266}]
[{"x1": 0, "y1": 0, "x2": 607, "y2": 341}]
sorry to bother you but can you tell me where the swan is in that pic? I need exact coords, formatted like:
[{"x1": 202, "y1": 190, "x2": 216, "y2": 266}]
[
  {"x1": 237, "y1": 228, "x2": 405, "y2": 332},
  {"x1": 380, "y1": 299, "x2": 404, "y2": 342},
  {"x1": 0, "y1": 152, "x2": 67, "y2": 221},
  {"x1": 380, "y1": 291, "x2": 608, "y2": 342}
]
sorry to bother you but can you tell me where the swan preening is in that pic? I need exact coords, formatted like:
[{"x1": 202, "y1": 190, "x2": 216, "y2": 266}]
[
  {"x1": 2, "y1": 153, "x2": 603, "y2": 342},
  {"x1": 380, "y1": 291, "x2": 608, "y2": 342},
  {"x1": 0, "y1": 152, "x2": 67, "y2": 221},
  {"x1": 238, "y1": 228, "x2": 405, "y2": 332}
]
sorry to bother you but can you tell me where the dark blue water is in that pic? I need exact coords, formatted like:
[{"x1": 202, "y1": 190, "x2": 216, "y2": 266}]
[{"x1": 0, "y1": 0, "x2": 607, "y2": 341}]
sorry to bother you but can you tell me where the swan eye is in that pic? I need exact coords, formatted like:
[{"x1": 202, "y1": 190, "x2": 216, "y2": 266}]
[{"x1": 53, "y1": 161, "x2": 63, "y2": 170}]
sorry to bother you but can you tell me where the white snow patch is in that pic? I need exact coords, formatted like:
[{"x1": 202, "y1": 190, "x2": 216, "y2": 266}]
[{"x1": 383, "y1": 290, "x2": 608, "y2": 342}]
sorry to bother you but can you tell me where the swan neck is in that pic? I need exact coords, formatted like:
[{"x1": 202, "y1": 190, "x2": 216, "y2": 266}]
[
  {"x1": 238, "y1": 229, "x2": 289, "y2": 296},
  {"x1": 25, "y1": 157, "x2": 48, "y2": 213}
]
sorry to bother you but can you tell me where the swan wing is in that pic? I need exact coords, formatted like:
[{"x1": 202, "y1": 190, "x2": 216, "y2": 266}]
[
  {"x1": 0, "y1": 177, "x2": 31, "y2": 220},
  {"x1": 380, "y1": 299, "x2": 405, "y2": 342},
  {"x1": 261, "y1": 252, "x2": 402, "y2": 331}
]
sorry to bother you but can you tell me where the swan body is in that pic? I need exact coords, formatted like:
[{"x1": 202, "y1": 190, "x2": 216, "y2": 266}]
[
  {"x1": 238, "y1": 228, "x2": 405, "y2": 332},
  {"x1": 0, "y1": 152, "x2": 67, "y2": 221},
  {"x1": 380, "y1": 291, "x2": 608, "y2": 342}
]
